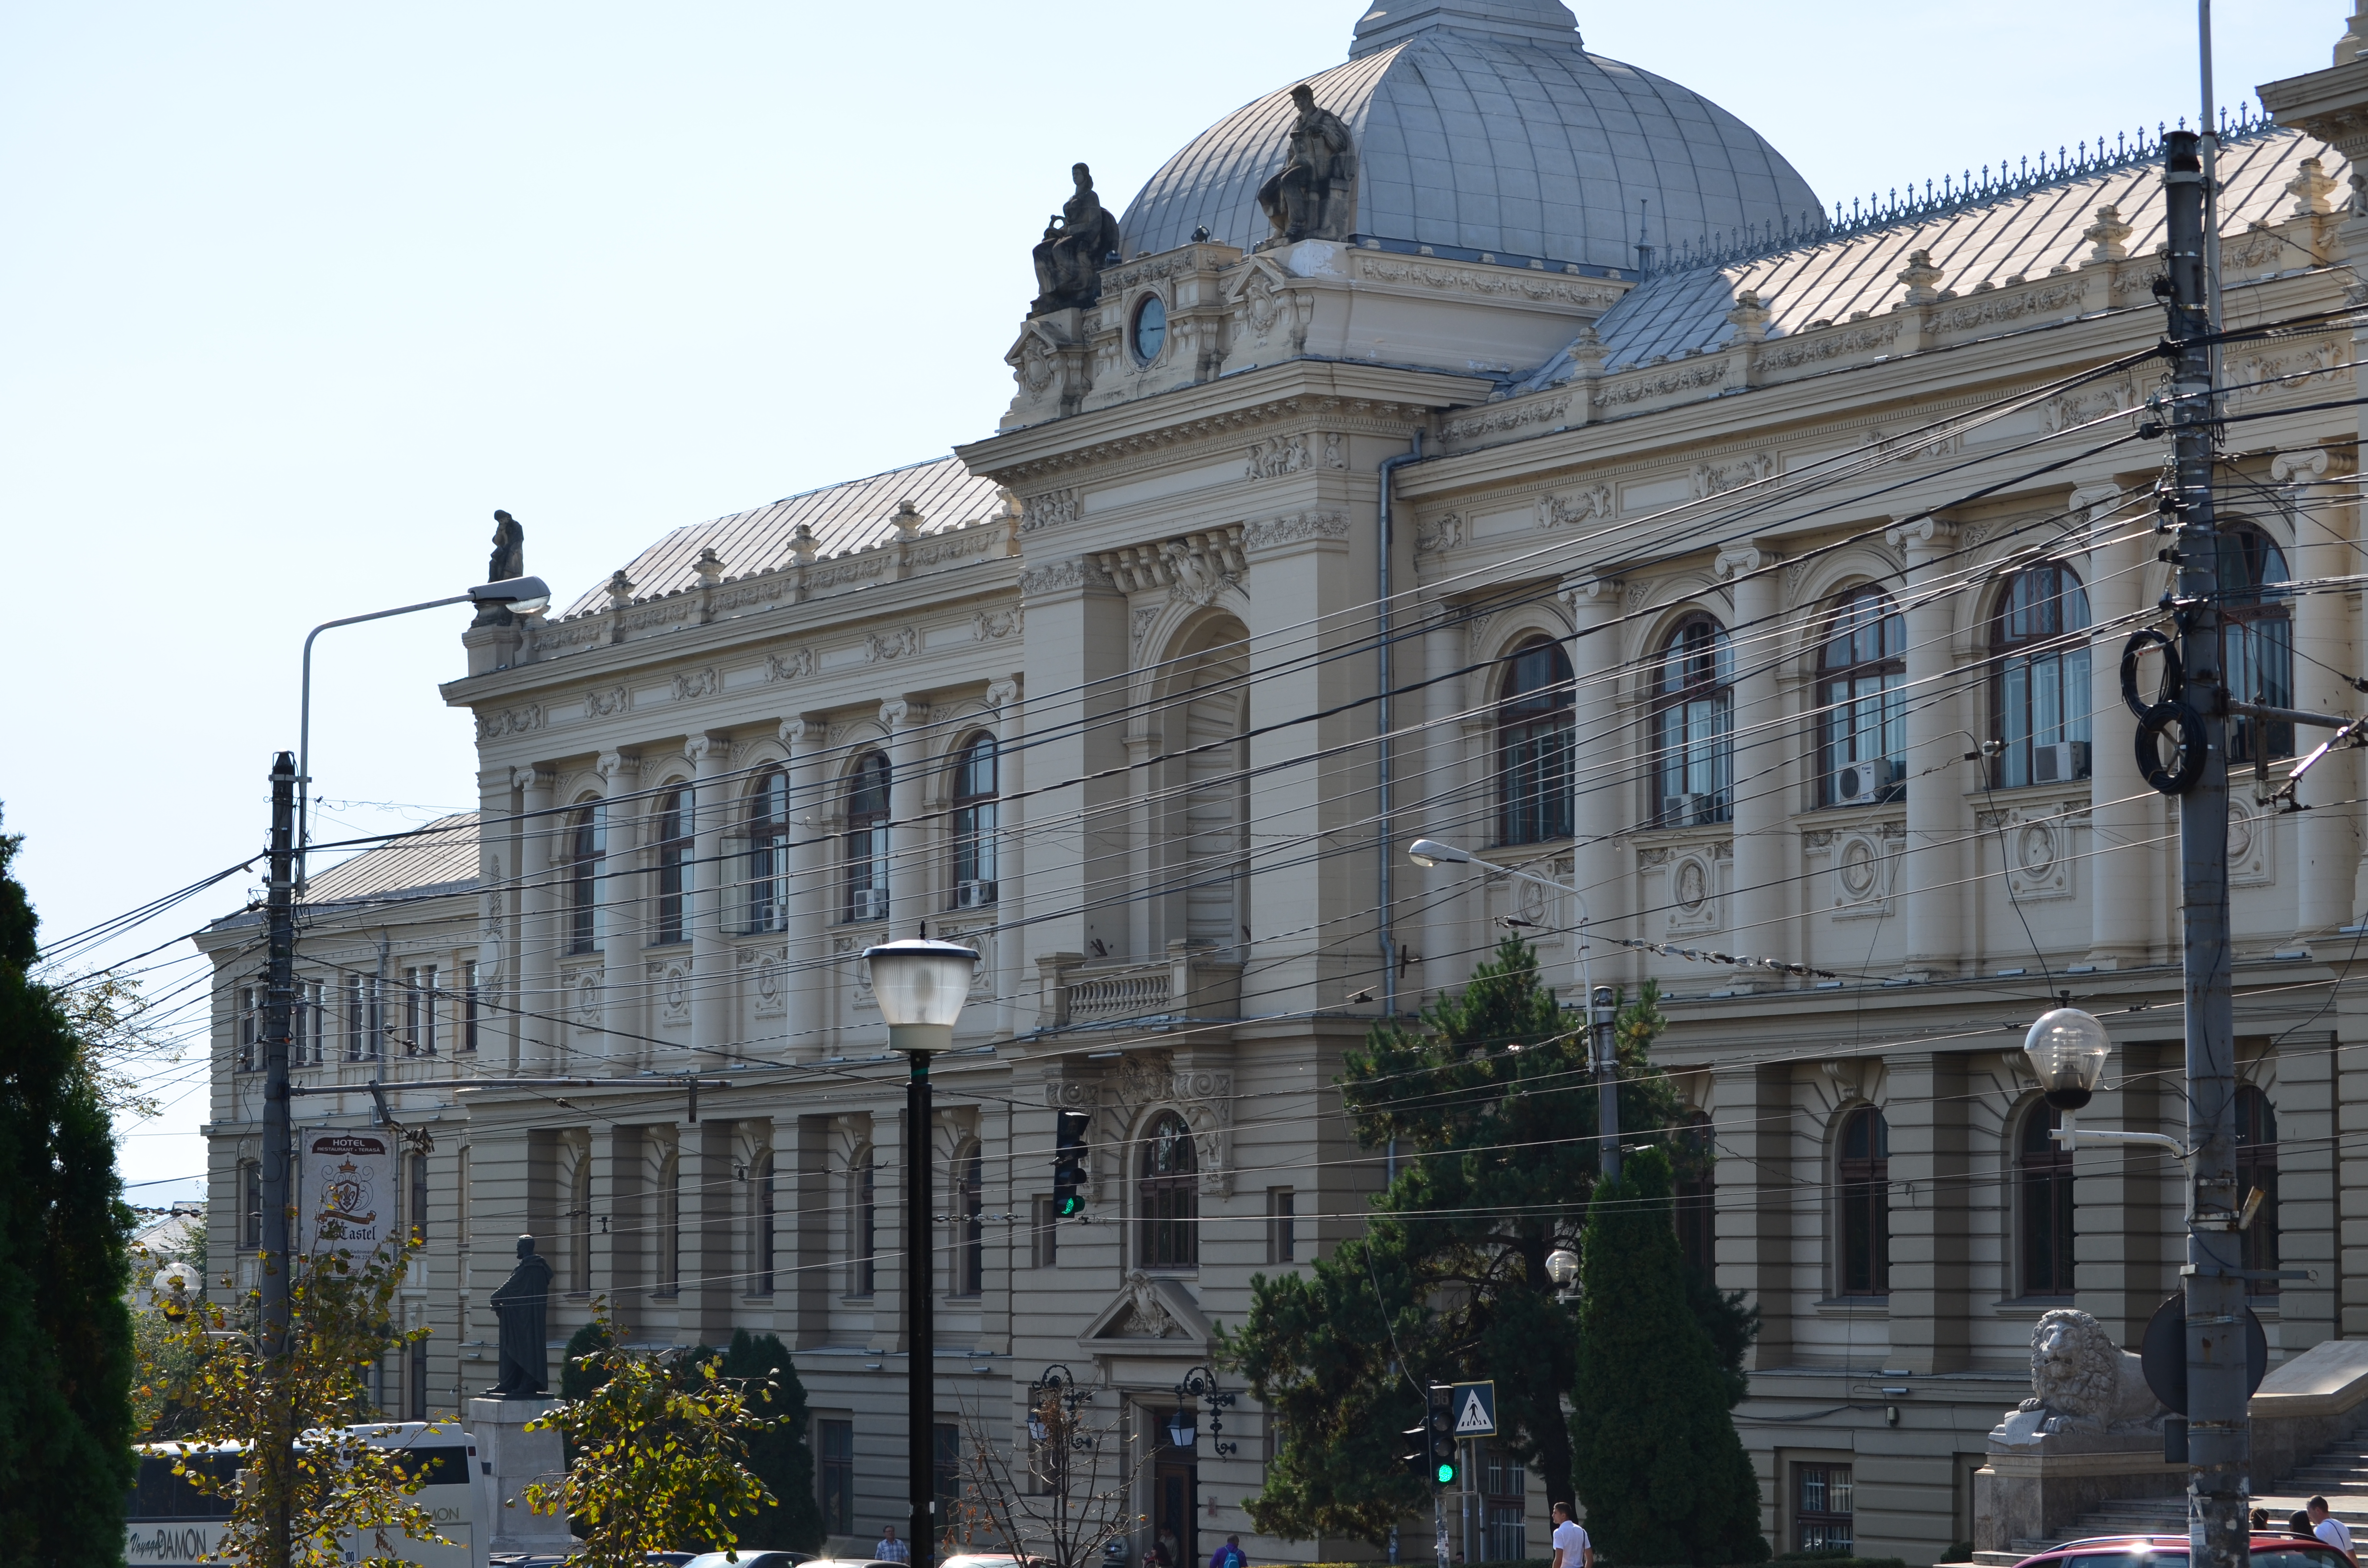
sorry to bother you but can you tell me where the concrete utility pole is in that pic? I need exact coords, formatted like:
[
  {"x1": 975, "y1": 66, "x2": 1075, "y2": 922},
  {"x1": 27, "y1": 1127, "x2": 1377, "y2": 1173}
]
[
  {"x1": 1591, "y1": 985, "x2": 1619, "y2": 1183},
  {"x1": 2159, "y1": 128, "x2": 2249, "y2": 1568},
  {"x1": 260, "y1": 751, "x2": 298, "y2": 1568}
]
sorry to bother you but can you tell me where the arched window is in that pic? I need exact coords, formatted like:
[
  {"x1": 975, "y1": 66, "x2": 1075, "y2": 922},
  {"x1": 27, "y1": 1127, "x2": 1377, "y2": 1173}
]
[
  {"x1": 2220, "y1": 525, "x2": 2294, "y2": 765},
  {"x1": 950, "y1": 735, "x2": 998, "y2": 909},
  {"x1": 1139, "y1": 1113, "x2": 1199, "y2": 1270},
  {"x1": 754, "y1": 1151, "x2": 777, "y2": 1298},
  {"x1": 1498, "y1": 639, "x2": 1574, "y2": 844},
  {"x1": 1674, "y1": 1110, "x2": 1716, "y2": 1277},
  {"x1": 241, "y1": 1159, "x2": 263, "y2": 1249},
  {"x1": 568, "y1": 1158, "x2": 592, "y2": 1294},
  {"x1": 2018, "y1": 1105, "x2": 2075, "y2": 1298},
  {"x1": 956, "y1": 1142, "x2": 985, "y2": 1297},
  {"x1": 1819, "y1": 589, "x2": 1907, "y2": 806},
  {"x1": 567, "y1": 799, "x2": 605, "y2": 953},
  {"x1": 654, "y1": 788, "x2": 691, "y2": 945},
  {"x1": 1992, "y1": 564, "x2": 2094, "y2": 786},
  {"x1": 747, "y1": 769, "x2": 790, "y2": 934},
  {"x1": 657, "y1": 1150, "x2": 681, "y2": 1298},
  {"x1": 1837, "y1": 1106, "x2": 1890, "y2": 1296},
  {"x1": 2236, "y1": 1086, "x2": 2279, "y2": 1296},
  {"x1": 854, "y1": 1152, "x2": 878, "y2": 1297},
  {"x1": 844, "y1": 753, "x2": 892, "y2": 923},
  {"x1": 1655, "y1": 617, "x2": 1734, "y2": 827}
]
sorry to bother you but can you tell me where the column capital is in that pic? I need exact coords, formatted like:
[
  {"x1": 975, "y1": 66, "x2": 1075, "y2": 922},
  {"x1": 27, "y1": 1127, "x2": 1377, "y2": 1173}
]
[
  {"x1": 2272, "y1": 446, "x2": 2332, "y2": 487},
  {"x1": 1884, "y1": 514, "x2": 1959, "y2": 554},
  {"x1": 1557, "y1": 575, "x2": 1624, "y2": 618},
  {"x1": 1015, "y1": 555, "x2": 1116, "y2": 599},
  {"x1": 684, "y1": 732, "x2": 729, "y2": 769},
  {"x1": 512, "y1": 765, "x2": 555, "y2": 794},
  {"x1": 985, "y1": 676, "x2": 1021, "y2": 710},
  {"x1": 1715, "y1": 544, "x2": 1779, "y2": 581},
  {"x1": 2067, "y1": 482, "x2": 2127, "y2": 518},
  {"x1": 879, "y1": 698, "x2": 912, "y2": 731},
  {"x1": 595, "y1": 749, "x2": 639, "y2": 785},
  {"x1": 780, "y1": 716, "x2": 826, "y2": 751}
]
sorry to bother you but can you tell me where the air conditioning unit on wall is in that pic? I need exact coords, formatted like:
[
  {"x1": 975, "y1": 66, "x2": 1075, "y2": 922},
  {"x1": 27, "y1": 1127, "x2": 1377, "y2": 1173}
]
[
  {"x1": 849, "y1": 887, "x2": 889, "y2": 923},
  {"x1": 1660, "y1": 793, "x2": 1711, "y2": 827},
  {"x1": 953, "y1": 880, "x2": 996, "y2": 909},
  {"x1": 1834, "y1": 758, "x2": 1898, "y2": 805},
  {"x1": 2032, "y1": 740, "x2": 2091, "y2": 784}
]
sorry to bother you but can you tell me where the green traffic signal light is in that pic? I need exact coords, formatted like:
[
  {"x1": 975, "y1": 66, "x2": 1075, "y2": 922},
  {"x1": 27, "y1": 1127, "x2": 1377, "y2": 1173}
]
[
  {"x1": 1434, "y1": 1462, "x2": 1456, "y2": 1485},
  {"x1": 1056, "y1": 1192, "x2": 1084, "y2": 1217}
]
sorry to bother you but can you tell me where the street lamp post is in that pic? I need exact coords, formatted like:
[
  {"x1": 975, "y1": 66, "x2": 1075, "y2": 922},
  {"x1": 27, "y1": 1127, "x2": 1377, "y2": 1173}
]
[
  {"x1": 864, "y1": 936, "x2": 982, "y2": 1568},
  {"x1": 1407, "y1": 839, "x2": 1620, "y2": 1179}
]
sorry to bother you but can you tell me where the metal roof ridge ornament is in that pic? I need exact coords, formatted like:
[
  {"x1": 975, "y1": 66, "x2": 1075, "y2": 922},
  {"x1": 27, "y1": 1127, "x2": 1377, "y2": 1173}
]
[{"x1": 1639, "y1": 102, "x2": 2280, "y2": 277}]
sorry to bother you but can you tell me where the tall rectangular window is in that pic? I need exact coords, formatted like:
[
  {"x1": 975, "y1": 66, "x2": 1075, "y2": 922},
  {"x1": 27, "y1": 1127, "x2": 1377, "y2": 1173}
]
[
  {"x1": 401, "y1": 967, "x2": 438, "y2": 1055},
  {"x1": 408, "y1": 1152, "x2": 429, "y2": 1243},
  {"x1": 237, "y1": 985, "x2": 259, "y2": 1072},
  {"x1": 345, "y1": 974, "x2": 366, "y2": 1060},
  {"x1": 408, "y1": 1341, "x2": 428, "y2": 1421},
  {"x1": 655, "y1": 790, "x2": 692, "y2": 944},
  {"x1": 754, "y1": 1154, "x2": 776, "y2": 1297},
  {"x1": 241, "y1": 1161, "x2": 263, "y2": 1249},
  {"x1": 460, "y1": 962, "x2": 479, "y2": 1053},
  {"x1": 299, "y1": 980, "x2": 325, "y2": 1065},
  {"x1": 1483, "y1": 1447, "x2": 1528, "y2": 1561},
  {"x1": 934, "y1": 1423, "x2": 962, "y2": 1518},
  {"x1": 817, "y1": 1420, "x2": 854, "y2": 1535},
  {"x1": 1266, "y1": 1188, "x2": 1296, "y2": 1265},
  {"x1": 1795, "y1": 1464, "x2": 1854, "y2": 1553}
]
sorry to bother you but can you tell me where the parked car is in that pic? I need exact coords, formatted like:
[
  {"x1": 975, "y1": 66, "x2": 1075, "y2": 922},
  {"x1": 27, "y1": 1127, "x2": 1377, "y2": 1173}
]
[
  {"x1": 941, "y1": 1556, "x2": 1048, "y2": 1568},
  {"x1": 679, "y1": 1555, "x2": 810, "y2": 1568},
  {"x1": 2013, "y1": 1534, "x2": 2354, "y2": 1568}
]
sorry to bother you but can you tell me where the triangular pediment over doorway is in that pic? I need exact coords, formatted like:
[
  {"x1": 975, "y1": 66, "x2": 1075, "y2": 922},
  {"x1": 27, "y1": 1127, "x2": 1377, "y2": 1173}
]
[{"x1": 1078, "y1": 1270, "x2": 1211, "y2": 1352}]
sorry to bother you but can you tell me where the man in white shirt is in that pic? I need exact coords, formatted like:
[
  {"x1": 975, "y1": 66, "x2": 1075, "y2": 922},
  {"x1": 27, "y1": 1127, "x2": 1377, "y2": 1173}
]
[
  {"x1": 1551, "y1": 1501, "x2": 1592, "y2": 1568},
  {"x1": 876, "y1": 1525, "x2": 912, "y2": 1563},
  {"x1": 2308, "y1": 1497, "x2": 2354, "y2": 1557}
]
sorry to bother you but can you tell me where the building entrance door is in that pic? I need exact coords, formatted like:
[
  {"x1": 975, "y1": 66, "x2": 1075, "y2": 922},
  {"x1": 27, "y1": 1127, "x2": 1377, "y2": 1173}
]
[{"x1": 1153, "y1": 1453, "x2": 1197, "y2": 1568}]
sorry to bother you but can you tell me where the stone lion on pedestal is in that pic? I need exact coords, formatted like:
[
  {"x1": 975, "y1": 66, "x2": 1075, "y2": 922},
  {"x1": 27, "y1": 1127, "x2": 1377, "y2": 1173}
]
[{"x1": 2012, "y1": 1308, "x2": 2163, "y2": 1434}]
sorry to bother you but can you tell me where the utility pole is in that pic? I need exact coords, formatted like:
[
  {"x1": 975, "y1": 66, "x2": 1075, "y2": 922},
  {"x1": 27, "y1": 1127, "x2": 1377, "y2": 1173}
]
[
  {"x1": 259, "y1": 752, "x2": 298, "y2": 1568},
  {"x1": 2160, "y1": 129, "x2": 2248, "y2": 1568},
  {"x1": 1591, "y1": 985, "x2": 1619, "y2": 1182}
]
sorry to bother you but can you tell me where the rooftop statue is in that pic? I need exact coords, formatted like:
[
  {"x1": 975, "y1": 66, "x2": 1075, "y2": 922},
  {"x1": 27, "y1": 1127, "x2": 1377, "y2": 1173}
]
[
  {"x1": 488, "y1": 1234, "x2": 554, "y2": 1398},
  {"x1": 478, "y1": 509, "x2": 527, "y2": 625},
  {"x1": 1030, "y1": 163, "x2": 1122, "y2": 316},
  {"x1": 1257, "y1": 84, "x2": 1357, "y2": 245}
]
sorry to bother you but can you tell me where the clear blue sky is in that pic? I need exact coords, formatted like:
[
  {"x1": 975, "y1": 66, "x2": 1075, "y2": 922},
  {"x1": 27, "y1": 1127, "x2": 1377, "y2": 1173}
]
[{"x1": 0, "y1": 0, "x2": 2330, "y2": 1199}]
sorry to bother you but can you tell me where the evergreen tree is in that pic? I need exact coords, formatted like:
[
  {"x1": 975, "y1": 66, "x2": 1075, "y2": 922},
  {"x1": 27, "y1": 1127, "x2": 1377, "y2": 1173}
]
[
  {"x1": 0, "y1": 816, "x2": 139, "y2": 1561},
  {"x1": 719, "y1": 1330, "x2": 823, "y2": 1551},
  {"x1": 1229, "y1": 937, "x2": 1742, "y2": 1545},
  {"x1": 1571, "y1": 1145, "x2": 1766, "y2": 1566}
]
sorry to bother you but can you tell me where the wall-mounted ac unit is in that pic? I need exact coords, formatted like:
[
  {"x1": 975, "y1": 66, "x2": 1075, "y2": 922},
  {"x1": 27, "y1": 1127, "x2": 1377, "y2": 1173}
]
[
  {"x1": 1660, "y1": 793, "x2": 1712, "y2": 827},
  {"x1": 953, "y1": 880, "x2": 996, "y2": 910},
  {"x1": 1834, "y1": 758, "x2": 1898, "y2": 805},
  {"x1": 2032, "y1": 740, "x2": 2091, "y2": 785},
  {"x1": 849, "y1": 887, "x2": 889, "y2": 923}
]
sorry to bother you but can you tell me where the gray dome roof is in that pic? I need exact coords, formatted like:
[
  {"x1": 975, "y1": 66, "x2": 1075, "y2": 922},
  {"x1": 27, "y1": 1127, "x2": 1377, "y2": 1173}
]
[{"x1": 1119, "y1": 1, "x2": 1825, "y2": 274}]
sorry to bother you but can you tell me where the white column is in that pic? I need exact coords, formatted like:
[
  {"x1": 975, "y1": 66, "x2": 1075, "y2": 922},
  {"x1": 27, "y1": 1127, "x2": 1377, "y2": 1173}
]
[
  {"x1": 1562, "y1": 575, "x2": 1626, "y2": 1000},
  {"x1": 595, "y1": 749, "x2": 641, "y2": 1072},
  {"x1": 783, "y1": 717, "x2": 831, "y2": 1063},
  {"x1": 2279, "y1": 448, "x2": 2360, "y2": 937},
  {"x1": 1887, "y1": 516, "x2": 1968, "y2": 981},
  {"x1": 1416, "y1": 611, "x2": 1472, "y2": 1004},
  {"x1": 1718, "y1": 545, "x2": 1791, "y2": 981},
  {"x1": 986, "y1": 676, "x2": 1024, "y2": 1039},
  {"x1": 2077, "y1": 482, "x2": 2154, "y2": 967},
  {"x1": 883, "y1": 699, "x2": 929, "y2": 936},
  {"x1": 687, "y1": 733, "x2": 732, "y2": 1062},
  {"x1": 515, "y1": 766, "x2": 557, "y2": 1071}
]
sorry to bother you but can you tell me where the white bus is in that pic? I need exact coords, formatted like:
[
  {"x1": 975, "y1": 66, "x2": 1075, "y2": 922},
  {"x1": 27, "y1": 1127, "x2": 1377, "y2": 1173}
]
[{"x1": 124, "y1": 1422, "x2": 492, "y2": 1568}]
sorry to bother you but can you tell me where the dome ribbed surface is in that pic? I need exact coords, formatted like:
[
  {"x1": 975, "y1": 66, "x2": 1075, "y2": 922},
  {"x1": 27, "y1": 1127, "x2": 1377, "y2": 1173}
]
[{"x1": 1119, "y1": 30, "x2": 1824, "y2": 274}]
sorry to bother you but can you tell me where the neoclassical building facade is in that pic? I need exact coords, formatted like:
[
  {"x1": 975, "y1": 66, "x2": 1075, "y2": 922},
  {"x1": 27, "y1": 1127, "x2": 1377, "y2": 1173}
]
[{"x1": 199, "y1": 0, "x2": 2368, "y2": 1559}]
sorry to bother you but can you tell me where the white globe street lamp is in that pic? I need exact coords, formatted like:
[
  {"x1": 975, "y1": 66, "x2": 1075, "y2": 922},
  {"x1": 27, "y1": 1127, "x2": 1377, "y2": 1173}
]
[
  {"x1": 863, "y1": 937, "x2": 981, "y2": 1055},
  {"x1": 2022, "y1": 1006, "x2": 2113, "y2": 1110}
]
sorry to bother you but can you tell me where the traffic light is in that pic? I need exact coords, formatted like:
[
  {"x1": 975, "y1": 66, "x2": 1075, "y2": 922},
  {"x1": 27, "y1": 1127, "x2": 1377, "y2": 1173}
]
[
  {"x1": 1400, "y1": 1417, "x2": 1431, "y2": 1483},
  {"x1": 1426, "y1": 1385, "x2": 1457, "y2": 1486},
  {"x1": 1053, "y1": 1110, "x2": 1090, "y2": 1217}
]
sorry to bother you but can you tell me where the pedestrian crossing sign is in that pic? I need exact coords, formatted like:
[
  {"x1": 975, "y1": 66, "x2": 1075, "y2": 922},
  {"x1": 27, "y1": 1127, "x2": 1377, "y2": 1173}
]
[{"x1": 1451, "y1": 1380, "x2": 1497, "y2": 1436}]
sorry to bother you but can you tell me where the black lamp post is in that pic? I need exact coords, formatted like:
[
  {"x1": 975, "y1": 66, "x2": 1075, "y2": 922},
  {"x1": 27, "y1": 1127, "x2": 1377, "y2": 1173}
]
[
  {"x1": 864, "y1": 936, "x2": 982, "y2": 1568},
  {"x1": 1168, "y1": 1365, "x2": 1237, "y2": 1457}
]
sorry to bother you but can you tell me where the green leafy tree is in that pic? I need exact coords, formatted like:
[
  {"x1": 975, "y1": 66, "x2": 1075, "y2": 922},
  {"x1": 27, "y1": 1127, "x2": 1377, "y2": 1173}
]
[
  {"x1": 718, "y1": 1330, "x2": 824, "y2": 1551},
  {"x1": 1228, "y1": 937, "x2": 1722, "y2": 1545},
  {"x1": 528, "y1": 1305, "x2": 781, "y2": 1566},
  {"x1": 0, "y1": 815, "x2": 139, "y2": 1563},
  {"x1": 1571, "y1": 1145, "x2": 1767, "y2": 1566},
  {"x1": 143, "y1": 1235, "x2": 443, "y2": 1567}
]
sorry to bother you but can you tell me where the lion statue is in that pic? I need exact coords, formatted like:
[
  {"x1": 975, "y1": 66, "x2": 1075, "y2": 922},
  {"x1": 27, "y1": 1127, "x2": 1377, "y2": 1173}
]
[{"x1": 2011, "y1": 1308, "x2": 2163, "y2": 1434}]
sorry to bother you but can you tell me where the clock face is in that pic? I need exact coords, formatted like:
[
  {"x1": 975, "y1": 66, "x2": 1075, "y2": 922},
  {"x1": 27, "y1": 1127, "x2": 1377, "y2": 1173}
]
[{"x1": 1132, "y1": 295, "x2": 1167, "y2": 365}]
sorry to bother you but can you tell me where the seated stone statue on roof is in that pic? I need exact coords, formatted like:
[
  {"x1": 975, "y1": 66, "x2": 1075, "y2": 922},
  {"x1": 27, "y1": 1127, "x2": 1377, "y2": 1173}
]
[
  {"x1": 1257, "y1": 84, "x2": 1356, "y2": 245},
  {"x1": 1030, "y1": 163, "x2": 1122, "y2": 316}
]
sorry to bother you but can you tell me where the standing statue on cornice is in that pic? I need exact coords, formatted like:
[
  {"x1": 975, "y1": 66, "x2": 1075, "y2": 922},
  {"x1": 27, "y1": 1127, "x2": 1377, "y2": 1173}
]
[
  {"x1": 1029, "y1": 163, "x2": 1122, "y2": 317},
  {"x1": 1258, "y1": 83, "x2": 1357, "y2": 245},
  {"x1": 477, "y1": 508, "x2": 527, "y2": 625}
]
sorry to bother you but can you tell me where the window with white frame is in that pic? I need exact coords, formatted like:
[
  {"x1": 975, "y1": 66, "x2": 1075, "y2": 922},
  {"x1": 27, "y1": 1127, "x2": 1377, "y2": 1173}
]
[
  {"x1": 746, "y1": 770, "x2": 789, "y2": 934},
  {"x1": 1496, "y1": 638, "x2": 1574, "y2": 845},
  {"x1": 402, "y1": 966, "x2": 437, "y2": 1055},
  {"x1": 843, "y1": 753, "x2": 891, "y2": 924},
  {"x1": 950, "y1": 734, "x2": 998, "y2": 909},
  {"x1": 1991, "y1": 563, "x2": 2093, "y2": 787},
  {"x1": 1653, "y1": 615, "x2": 1734, "y2": 826}
]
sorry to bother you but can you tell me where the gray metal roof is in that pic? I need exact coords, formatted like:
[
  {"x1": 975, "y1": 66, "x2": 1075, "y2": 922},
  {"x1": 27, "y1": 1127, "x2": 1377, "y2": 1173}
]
[
  {"x1": 1514, "y1": 123, "x2": 2335, "y2": 388},
  {"x1": 557, "y1": 455, "x2": 1007, "y2": 621},
  {"x1": 1118, "y1": 14, "x2": 1822, "y2": 273},
  {"x1": 302, "y1": 813, "x2": 481, "y2": 908}
]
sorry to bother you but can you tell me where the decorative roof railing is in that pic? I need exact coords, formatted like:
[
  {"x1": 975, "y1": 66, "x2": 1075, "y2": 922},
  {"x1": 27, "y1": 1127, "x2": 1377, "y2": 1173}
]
[{"x1": 1639, "y1": 102, "x2": 2282, "y2": 276}]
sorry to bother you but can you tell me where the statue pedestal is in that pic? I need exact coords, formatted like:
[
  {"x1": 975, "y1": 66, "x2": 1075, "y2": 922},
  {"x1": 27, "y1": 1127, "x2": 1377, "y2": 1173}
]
[
  {"x1": 466, "y1": 1396, "x2": 574, "y2": 1553},
  {"x1": 1974, "y1": 1425, "x2": 2181, "y2": 1556}
]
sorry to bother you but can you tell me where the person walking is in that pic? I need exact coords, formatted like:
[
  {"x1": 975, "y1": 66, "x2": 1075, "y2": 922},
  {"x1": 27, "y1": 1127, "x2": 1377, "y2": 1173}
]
[
  {"x1": 1209, "y1": 1534, "x2": 1247, "y2": 1568},
  {"x1": 1551, "y1": 1502, "x2": 1592, "y2": 1568},
  {"x1": 2309, "y1": 1497, "x2": 2355, "y2": 1557},
  {"x1": 876, "y1": 1525, "x2": 912, "y2": 1563}
]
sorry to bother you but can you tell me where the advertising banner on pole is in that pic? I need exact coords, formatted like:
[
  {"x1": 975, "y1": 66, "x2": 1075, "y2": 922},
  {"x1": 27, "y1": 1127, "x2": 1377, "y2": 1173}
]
[{"x1": 296, "y1": 1128, "x2": 396, "y2": 1255}]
